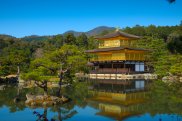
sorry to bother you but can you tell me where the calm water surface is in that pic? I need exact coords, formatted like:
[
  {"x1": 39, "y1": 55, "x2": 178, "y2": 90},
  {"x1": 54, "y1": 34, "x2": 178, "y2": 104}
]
[{"x1": 0, "y1": 84, "x2": 181, "y2": 121}]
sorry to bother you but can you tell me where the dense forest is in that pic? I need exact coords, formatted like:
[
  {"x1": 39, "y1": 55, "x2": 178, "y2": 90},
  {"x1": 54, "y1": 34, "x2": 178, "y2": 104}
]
[{"x1": 0, "y1": 24, "x2": 182, "y2": 79}]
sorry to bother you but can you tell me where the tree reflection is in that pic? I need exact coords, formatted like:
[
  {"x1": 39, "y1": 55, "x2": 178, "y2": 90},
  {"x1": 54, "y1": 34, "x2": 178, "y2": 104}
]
[
  {"x1": 0, "y1": 82, "x2": 90, "y2": 120},
  {"x1": 0, "y1": 85, "x2": 27, "y2": 112},
  {"x1": 63, "y1": 82, "x2": 90, "y2": 108},
  {"x1": 33, "y1": 104, "x2": 77, "y2": 121},
  {"x1": 143, "y1": 80, "x2": 182, "y2": 115}
]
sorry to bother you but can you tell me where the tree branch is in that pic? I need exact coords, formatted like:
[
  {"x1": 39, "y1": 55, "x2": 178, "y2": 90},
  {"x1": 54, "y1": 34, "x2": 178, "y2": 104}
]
[
  {"x1": 36, "y1": 64, "x2": 56, "y2": 73},
  {"x1": 35, "y1": 81, "x2": 45, "y2": 88}
]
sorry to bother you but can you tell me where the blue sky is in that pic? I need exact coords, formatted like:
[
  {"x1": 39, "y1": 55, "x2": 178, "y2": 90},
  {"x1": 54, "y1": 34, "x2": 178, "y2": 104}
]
[{"x1": 0, "y1": 0, "x2": 181, "y2": 37}]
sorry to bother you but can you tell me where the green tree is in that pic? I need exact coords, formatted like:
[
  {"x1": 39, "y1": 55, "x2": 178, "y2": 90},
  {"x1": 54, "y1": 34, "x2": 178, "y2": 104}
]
[
  {"x1": 145, "y1": 25, "x2": 158, "y2": 38},
  {"x1": 23, "y1": 45, "x2": 87, "y2": 96},
  {"x1": 76, "y1": 33, "x2": 89, "y2": 49},
  {"x1": 124, "y1": 25, "x2": 146, "y2": 36},
  {"x1": 167, "y1": 31, "x2": 182, "y2": 54},
  {"x1": 64, "y1": 33, "x2": 76, "y2": 45},
  {"x1": 54, "y1": 34, "x2": 64, "y2": 48},
  {"x1": 87, "y1": 36, "x2": 98, "y2": 49},
  {"x1": 49, "y1": 44, "x2": 87, "y2": 82},
  {"x1": 0, "y1": 40, "x2": 31, "y2": 75},
  {"x1": 137, "y1": 37, "x2": 169, "y2": 76}
]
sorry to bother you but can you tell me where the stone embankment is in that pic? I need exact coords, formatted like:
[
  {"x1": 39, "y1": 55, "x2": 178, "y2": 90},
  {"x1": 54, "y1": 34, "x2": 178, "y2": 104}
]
[
  {"x1": 162, "y1": 76, "x2": 182, "y2": 83},
  {"x1": 0, "y1": 75, "x2": 18, "y2": 84}
]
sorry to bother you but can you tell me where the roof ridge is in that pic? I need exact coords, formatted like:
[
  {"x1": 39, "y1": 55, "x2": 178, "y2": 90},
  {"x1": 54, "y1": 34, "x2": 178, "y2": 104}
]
[{"x1": 95, "y1": 30, "x2": 141, "y2": 39}]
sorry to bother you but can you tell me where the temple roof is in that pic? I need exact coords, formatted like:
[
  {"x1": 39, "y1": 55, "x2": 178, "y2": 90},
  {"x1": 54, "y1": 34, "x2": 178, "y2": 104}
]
[
  {"x1": 85, "y1": 47, "x2": 149, "y2": 53},
  {"x1": 95, "y1": 31, "x2": 141, "y2": 40}
]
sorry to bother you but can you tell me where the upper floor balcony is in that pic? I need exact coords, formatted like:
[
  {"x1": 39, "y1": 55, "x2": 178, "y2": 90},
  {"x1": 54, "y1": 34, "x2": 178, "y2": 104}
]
[
  {"x1": 98, "y1": 39, "x2": 137, "y2": 48},
  {"x1": 90, "y1": 52, "x2": 148, "y2": 62}
]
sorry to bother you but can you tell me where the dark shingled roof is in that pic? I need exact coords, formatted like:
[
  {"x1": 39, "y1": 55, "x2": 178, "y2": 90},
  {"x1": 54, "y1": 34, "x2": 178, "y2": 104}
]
[
  {"x1": 95, "y1": 31, "x2": 141, "y2": 40},
  {"x1": 85, "y1": 47, "x2": 149, "y2": 53}
]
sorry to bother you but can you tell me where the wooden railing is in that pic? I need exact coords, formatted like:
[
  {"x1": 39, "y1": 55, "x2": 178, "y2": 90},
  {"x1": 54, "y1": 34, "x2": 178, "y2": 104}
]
[{"x1": 90, "y1": 53, "x2": 146, "y2": 62}]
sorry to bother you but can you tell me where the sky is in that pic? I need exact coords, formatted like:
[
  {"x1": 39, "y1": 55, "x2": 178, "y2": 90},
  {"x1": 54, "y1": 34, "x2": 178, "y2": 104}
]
[{"x1": 0, "y1": 0, "x2": 181, "y2": 37}]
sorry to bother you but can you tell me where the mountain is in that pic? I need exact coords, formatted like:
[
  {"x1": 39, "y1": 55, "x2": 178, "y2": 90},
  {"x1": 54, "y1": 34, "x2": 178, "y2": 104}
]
[
  {"x1": 63, "y1": 26, "x2": 115, "y2": 37},
  {"x1": 21, "y1": 35, "x2": 53, "y2": 41},
  {"x1": 86, "y1": 26, "x2": 115, "y2": 36},
  {"x1": 63, "y1": 30, "x2": 83, "y2": 37},
  {"x1": 0, "y1": 26, "x2": 116, "y2": 41},
  {"x1": 0, "y1": 34, "x2": 16, "y2": 40}
]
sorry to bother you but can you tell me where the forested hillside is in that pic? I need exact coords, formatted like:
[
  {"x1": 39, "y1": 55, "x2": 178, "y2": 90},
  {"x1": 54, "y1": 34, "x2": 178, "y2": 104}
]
[{"x1": 0, "y1": 24, "x2": 182, "y2": 77}]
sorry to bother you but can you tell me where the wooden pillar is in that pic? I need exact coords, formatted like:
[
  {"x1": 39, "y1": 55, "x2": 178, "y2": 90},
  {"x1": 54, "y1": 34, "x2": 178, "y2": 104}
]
[
  {"x1": 112, "y1": 83, "x2": 113, "y2": 92},
  {"x1": 124, "y1": 80, "x2": 126, "y2": 93},
  {"x1": 124, "y1": 62, "x2": 126, "y2": 74},
  {"x1": 111, "y1": 63, "x2": 114, "y2": 74},
  {"x1": 98, "y1": 63, "x2": 100, "y2": 73},
  {"x1": 120, "y1": 84, "x2": 122, "y2": 93}
]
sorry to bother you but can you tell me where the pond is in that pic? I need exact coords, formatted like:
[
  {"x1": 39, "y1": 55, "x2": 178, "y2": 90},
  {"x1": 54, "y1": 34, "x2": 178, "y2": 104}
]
[{"x1": 0, "y1": 82, "x2": 182, "y2": 121}]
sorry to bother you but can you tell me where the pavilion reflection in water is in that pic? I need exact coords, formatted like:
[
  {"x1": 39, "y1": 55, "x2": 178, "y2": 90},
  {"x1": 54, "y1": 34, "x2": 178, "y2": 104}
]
[{"x1": 87, "y1": 79, "x2": 151, "y2": 120}]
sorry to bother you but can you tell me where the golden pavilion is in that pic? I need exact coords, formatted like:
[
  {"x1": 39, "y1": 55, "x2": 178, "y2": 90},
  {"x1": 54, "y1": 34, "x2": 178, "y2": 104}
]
[
  {"x1": 86, "y1": 29, "x2": 158, "y2": 78},
  {"x1": 86, "y1": 30, "x2": 156, "y2": 79}
]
